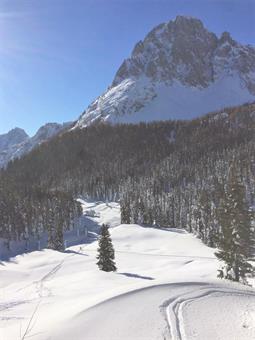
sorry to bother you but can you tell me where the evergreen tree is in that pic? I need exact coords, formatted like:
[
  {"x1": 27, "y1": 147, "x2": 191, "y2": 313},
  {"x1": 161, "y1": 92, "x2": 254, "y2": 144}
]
[
  {"x1": 120, "y1": 198, "x2": 131, "y2": 224},
  {"x1": 46, "y1": 204, "x2": 56, "y2": 250},
  {"x1": 53, "y1": 224, "x2": 65, "y2": 251},
  {"x1": 215, "y1": 164, "x2": 254, "y2": 283},
  {"x1": 96, "y1": 224, "x2": 117, "y2": 272}
]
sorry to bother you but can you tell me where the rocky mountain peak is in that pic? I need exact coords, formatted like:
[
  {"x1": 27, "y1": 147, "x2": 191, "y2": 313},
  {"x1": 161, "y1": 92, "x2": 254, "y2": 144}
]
[
  {"x1": 219, "y1": 31, "x2": 236, "y2": 45},
  {"x1": 6, "y1": 127, "x2": 28, "y2": 141},
  {"x1": 76, "y1": 16, "x2": 255, "y2": 129},
  {"x1": 33, "y1": 123, "x2": 65, "y2": 142},
  {"x1": 8, "y1": 127, "x2": 28, "y2": 138},
  {"x1": 171, "y1": 15, "x2": 205, "y2": 34},
  {"x1": 113, "y1": 16, "x2": 220, "y2": 87},
  {"x1": 112, "y1": 15, "x2": 255, "y2": 90}
]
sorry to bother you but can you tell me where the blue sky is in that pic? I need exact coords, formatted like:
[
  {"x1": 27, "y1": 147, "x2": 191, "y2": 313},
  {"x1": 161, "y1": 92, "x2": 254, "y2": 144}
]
[{"x1": 0, "y1": 0, "x2": 254, "y2": 135}]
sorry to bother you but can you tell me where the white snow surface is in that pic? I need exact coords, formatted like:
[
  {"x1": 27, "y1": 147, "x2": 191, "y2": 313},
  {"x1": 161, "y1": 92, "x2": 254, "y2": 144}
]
[
  {"x1": 76, "y1": 74, "x2": 255, "y2": 128},
  {"x1": 1, "y1": 200, "x2": 255, "y2": 340}
]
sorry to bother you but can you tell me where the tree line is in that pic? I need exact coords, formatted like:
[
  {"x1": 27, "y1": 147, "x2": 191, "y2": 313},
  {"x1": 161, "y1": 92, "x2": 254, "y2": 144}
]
[{"x1": 0, "y1": 102, "x2": 254, "y2": 281}]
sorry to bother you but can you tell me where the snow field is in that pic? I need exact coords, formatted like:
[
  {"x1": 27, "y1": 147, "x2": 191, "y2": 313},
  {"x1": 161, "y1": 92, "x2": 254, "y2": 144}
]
[{"x1": 0, "y1": 200, "x2": 254, "y2": 340}]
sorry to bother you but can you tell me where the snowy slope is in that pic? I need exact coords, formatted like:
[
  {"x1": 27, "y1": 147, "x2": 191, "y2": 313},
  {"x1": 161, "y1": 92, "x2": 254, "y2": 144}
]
[
  {"x1": 77, "y1": 74, "x2": 254, "y2": 127},
  {"x1": 55, "y1": 283, "x2": 255, "y2": 340},
  {"x1": 1, "y1": 200, "x2": 255, "y2": 340},
  {"x1": 75, "y1": 16, "x2": 255, "y2": 128}
]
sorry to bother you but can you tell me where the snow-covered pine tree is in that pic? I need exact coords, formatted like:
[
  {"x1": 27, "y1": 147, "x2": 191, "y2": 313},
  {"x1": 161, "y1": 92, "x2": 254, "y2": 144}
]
[
  {"x1": 215, "y1": 163, "x2": 254, "y2": 283},
  {"x1": 96, "y1": 224, "x2": 117, "y2": 272}
]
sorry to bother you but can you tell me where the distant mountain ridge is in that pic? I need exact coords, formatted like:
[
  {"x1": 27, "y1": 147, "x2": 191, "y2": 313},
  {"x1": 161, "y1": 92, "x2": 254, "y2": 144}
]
[
  {"x1": 0, "y1": 128, "x2": 28, "y2": 151},
  {"x1": 0, "y1": 122, "x2": 72, "y2": 168},
  {"x1": 75, "y1": 16, "x2": 255, "y2": 128}
]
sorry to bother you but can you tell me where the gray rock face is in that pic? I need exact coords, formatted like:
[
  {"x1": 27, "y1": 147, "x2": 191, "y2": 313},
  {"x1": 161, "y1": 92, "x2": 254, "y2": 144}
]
[
  {"x1": 76, "y1": 16, "x2": 255, "y2": 128},
  {"x1": 113, "y1": 16, "x2": 255, "y2": 90},
  {"x1": 113, "y1": 16, "x2": 218, "y2": 88},
  {"x1": 0, "y1": 122, "x2": 72, "y2": 168}
]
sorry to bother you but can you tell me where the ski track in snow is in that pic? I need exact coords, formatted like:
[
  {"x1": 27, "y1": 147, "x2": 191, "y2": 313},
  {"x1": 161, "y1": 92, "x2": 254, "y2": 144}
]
[
  {"x1": 164, "y1": 284, "x2": 255, "y2": 340},
  {"x1": 52, "y1": 282, "x2": 255, "y2": 340},
  {"x1": 15, "y1": 252, "x2": 76, "y2": 297},
  {"x1": 35, "y1": 258, "x2": 66, "y2": 298}
]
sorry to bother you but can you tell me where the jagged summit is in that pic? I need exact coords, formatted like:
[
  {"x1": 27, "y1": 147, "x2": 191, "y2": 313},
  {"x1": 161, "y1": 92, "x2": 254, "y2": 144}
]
[
  {"x1": 113, "y1": 15, "x2": 217, "y2": 88},
  {"x1": 76, "y1": 16, "x2": 255, "y2": 128},
  {"x1": 8, "y1": 127, "x2": 28, "y2": 137},
  {"x1": 219, "y1": 31, "x2": 234, "y2": 44}
]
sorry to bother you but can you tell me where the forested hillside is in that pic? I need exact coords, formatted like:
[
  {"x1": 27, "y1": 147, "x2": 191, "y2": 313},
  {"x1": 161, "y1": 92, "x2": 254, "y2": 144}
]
[{"x1": 0, "y1": 102, "x2": 254, "y2": 249}]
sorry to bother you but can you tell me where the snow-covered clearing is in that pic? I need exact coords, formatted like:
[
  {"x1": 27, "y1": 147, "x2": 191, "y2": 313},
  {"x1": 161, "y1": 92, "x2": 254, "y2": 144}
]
[{"x1": 1, "y1": 200, "x2": 255, "y2": 340}]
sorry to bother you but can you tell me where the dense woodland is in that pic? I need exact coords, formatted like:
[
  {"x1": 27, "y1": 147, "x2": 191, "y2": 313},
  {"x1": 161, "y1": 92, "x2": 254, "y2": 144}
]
[{"x1": 0, "y1": 103, "x2": 254, "y2": 261}]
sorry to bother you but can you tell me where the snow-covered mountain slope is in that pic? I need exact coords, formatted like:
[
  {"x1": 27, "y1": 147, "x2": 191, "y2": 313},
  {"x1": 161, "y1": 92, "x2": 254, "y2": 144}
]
[
  {"x1": 75, "y1": 16, "x2": 255, "y2": 128},
  {"x1": 1, "y1": 200, "x2": 255, "y2": 340},
  {"x1": 0, "y1": 122, "x2": 72, "y2": 168}
]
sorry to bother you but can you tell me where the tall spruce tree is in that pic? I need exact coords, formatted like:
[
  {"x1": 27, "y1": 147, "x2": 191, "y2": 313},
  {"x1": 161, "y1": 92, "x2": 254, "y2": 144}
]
[
  {"x1": 120, "y1": 198, "x2": 131, "y2": 224},
  {"x1": 215, "y1": 164, "x2": 254, "y2": 283},
  {"x1": 96, "y1": 224, "x2": 117, "y2": 272},
  {"x1": 53, "y1": 224, "x2": 65, "y2": 251}
]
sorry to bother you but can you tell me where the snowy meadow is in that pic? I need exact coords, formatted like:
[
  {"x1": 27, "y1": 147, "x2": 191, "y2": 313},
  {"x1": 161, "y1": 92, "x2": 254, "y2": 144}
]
[{"x1": 1, "y1": 200, "x2": 255, "y2": 340}]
